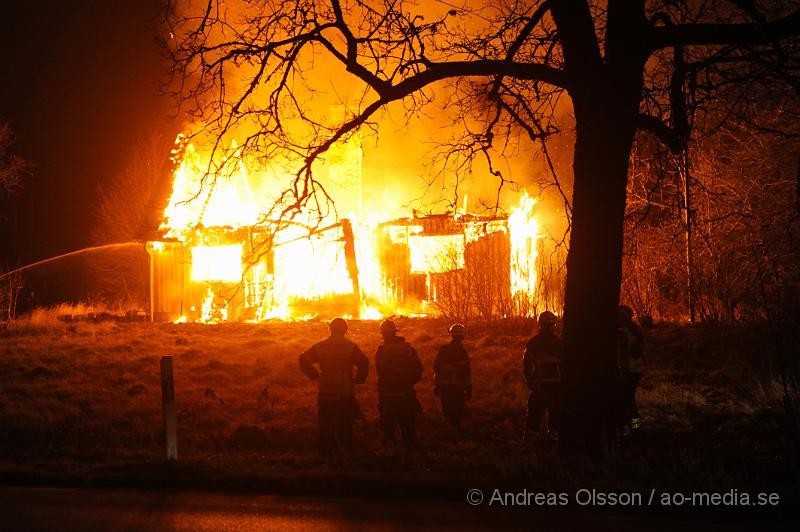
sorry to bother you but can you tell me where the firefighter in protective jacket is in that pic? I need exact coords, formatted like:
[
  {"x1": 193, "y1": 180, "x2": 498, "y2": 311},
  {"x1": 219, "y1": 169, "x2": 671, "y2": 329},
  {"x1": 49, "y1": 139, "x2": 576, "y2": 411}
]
[
  {"x1": 434, "y1": 323, "x2": 472, "y2": 429},
  {"x1": 299, "y1": 317, "x2": 369, "y2": 458},
  {"x1": 376, "y1": 319, "x2": 423, "y2": 449},
  {"x1": 523, "y1": 311, "x2": 563, "y2": 437}
]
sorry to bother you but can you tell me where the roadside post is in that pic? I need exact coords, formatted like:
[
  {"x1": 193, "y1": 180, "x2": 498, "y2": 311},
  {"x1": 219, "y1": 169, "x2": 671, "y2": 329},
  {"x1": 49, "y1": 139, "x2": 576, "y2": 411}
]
[{"x1": 160, "y1": 355, "x2": 178, "y2": 461}]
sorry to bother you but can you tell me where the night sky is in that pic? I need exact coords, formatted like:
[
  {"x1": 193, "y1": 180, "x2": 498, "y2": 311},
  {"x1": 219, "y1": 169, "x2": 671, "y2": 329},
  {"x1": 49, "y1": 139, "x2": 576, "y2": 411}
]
[{"x1": 0, "y1": 1, "x2": 171, "y2": 266}]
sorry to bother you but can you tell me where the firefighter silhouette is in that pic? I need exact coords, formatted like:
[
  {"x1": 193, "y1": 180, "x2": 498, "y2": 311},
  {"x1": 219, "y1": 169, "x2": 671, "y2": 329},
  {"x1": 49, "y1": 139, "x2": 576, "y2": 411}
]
[
  {"x1": 523, "y1": 311, "x2": 563, "y2": 439},
  {"x1": 299, "y1": 317, "x2": 369, "y2": 458},
  {"x1": 375, "y1": 319, "x2": 423, "y2": 449},
  {"x1": 434, "y1": 323, "x2": 472, "y2": 429}
]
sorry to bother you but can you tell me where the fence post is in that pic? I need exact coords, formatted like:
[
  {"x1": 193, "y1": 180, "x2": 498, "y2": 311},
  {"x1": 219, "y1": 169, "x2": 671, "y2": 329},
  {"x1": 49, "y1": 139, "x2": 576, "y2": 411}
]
[{"x1": 160, "y1": 355, "x2": 178, "y2": 461}]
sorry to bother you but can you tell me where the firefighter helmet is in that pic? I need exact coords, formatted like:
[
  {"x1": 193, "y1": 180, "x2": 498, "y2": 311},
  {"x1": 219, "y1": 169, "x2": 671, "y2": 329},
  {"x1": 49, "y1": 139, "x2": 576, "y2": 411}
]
[
  {"x1": 329, "y1": 317, "x2": 348, "y2": 335},
  {"x1": 618, "y1": 305, "x2": 634, "y2": 322},
  {"x1": 449, "y1": 323, "x2": 466, "y2": 337},
  {"x1": 379, "y1": 319, "x2": 398, "y2": 336},
  {"x1": 537, "y1": 311, "x2": 557, "y2": 326}
]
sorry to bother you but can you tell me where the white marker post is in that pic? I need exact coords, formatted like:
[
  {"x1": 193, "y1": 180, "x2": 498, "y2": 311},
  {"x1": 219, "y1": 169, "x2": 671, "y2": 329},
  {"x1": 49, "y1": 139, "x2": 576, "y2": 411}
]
[{"x1": 160, "y1": 355, "x2": 178, "y2": 461}]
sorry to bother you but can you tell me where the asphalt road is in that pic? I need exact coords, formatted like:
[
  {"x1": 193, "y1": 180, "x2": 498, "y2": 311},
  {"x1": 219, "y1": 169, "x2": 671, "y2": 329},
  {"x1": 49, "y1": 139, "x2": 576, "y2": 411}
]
[{"x1": 0, "y1": 486, "x2": 793, "y2": 531}]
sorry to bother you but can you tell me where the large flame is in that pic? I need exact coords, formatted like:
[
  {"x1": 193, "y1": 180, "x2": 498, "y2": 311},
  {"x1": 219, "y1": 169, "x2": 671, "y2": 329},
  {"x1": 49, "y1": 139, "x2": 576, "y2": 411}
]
[
  {"x1": 508, "y1": 192, "x2": 540, "y2": 307},
  {"x1": 191, "y1": 245, "x2": 242, "y2": 282},
  {"x1": 162, "y1": 142, "x2": 261, "y2": 240},
  {"x1": 272, "y1": 228, "x2": 354, "y2": 301},
  {"x1": 151, "y1": 134, "x2": 543, "y2": 322},
  {"x1": 409, "y1": 233, "x2": 465, "y2": 274}
]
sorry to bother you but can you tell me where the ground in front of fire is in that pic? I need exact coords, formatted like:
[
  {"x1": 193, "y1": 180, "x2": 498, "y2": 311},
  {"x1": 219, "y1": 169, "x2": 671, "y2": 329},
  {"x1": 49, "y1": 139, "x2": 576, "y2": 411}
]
[{"x1": 0, "y1": 315, "x2": 793, "y2": 502}]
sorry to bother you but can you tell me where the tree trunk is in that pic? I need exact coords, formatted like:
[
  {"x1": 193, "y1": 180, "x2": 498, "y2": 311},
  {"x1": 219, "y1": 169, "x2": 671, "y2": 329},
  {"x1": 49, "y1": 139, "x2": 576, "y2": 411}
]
[
  {"x1": 550, "y1": 0, "x2": 649, "y2": 462},
  {"x1": 559, "y1": 80, "x2": 641, "y2": 460}
]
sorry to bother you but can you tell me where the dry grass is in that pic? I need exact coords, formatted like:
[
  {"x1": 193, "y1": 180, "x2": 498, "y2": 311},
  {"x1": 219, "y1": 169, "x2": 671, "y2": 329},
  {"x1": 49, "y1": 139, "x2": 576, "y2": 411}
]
[
  {"x1": 0, "y1": 318, "x2": 795, "y2": 496},
  {"x1": 5, "y1": 302, "x2": 115, "y2": 331}
]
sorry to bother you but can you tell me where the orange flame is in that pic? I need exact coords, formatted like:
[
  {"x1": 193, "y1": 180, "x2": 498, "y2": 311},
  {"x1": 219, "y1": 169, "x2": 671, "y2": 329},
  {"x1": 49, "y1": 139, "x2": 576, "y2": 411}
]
[
  {"x1": 509, "y1": 192, "x2": 540, "y2": 312},
  {"x1": 152, "y1": 134, "x2": 543, "y2": 322}
]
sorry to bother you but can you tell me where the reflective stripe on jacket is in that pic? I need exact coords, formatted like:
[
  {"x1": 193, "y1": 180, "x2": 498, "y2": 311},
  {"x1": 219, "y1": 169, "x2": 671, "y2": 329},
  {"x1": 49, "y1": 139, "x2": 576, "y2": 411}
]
[{"x1": 523, "y1": 330, "x2": 563, "y2": 385}]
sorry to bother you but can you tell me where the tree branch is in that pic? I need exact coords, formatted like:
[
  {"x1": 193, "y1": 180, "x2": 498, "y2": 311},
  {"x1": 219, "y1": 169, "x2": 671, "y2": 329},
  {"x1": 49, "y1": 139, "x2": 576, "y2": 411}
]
[
  {"x1": 636, "y1": 113, "x2": 684, "y2": 154},
  {"x1": 649, "y1": 9, "x2": 800, "y2": 52}
]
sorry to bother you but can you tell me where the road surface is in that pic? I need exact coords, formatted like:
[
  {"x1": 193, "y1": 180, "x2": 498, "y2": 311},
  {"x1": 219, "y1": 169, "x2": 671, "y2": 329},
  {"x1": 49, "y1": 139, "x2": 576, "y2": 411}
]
[{"x1": 0, "y1": 486, "x2": 792, "y2": 531}]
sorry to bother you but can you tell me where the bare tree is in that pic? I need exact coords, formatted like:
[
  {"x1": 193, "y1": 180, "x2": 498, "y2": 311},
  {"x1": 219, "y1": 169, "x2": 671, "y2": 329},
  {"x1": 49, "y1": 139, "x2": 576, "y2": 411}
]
[
  {"x1": 1, "y1": 121, "x2": 31, "y2": 319},
  {"x1": 624, "y1": 63, "x2": 800, "y2": 324},
  {"x1": 165, "y1": 0, "x2": 800, "y2": 458},
  {"x1": 0, "y1": 122, "x2": 30, "y2": 197},
  {"x1": 1, "y1": 121, "x2": 31, "y2": 230},
  {"x1": 535, "y1": 235, "x2": 567, "y2": 316},
  {"x1": 428, "y1": 230, "x2": 513, "y2": 322},
  {"x1": 89, "y1": 132, "x2": 175, "y2": 308}
]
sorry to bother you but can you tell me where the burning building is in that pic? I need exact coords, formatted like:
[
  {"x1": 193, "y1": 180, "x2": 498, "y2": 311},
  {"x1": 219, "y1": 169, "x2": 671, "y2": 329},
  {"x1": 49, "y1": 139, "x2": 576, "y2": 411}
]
[{"x1": 146, "y1": 130, "x2": 541, "y2": 323}]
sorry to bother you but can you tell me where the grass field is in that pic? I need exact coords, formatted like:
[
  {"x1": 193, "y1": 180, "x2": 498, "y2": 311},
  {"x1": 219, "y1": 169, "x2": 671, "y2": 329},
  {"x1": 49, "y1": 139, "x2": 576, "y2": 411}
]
[{"x1": 0, "y1": 315, "x2": 796, "y2": 500}]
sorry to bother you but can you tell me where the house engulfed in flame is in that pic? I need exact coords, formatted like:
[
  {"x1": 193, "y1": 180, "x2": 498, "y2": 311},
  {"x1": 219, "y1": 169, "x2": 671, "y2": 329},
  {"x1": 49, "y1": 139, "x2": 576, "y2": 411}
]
[{"x1": 146, "y1": 128, "x2": 541, "y2": 323}]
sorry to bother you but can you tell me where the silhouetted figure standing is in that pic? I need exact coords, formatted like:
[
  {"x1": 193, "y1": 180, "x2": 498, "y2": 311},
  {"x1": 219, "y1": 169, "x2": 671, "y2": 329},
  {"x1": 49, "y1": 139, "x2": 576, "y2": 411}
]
[
  {"x1": 617, "y1": 305, "x2": 644, "y2": 435},
  {"x1": 376, "y1": 319, "x2": 423, "y2": 450},
  {"x1": 434, "y1": 323, "x2": 472, "y2": 430},
  {"x1": 523, "y1": 311, "x2": 563, "y2": 439},
  {"x1": 299, "y1": 318, "x2": 369, "y2": 459}
]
